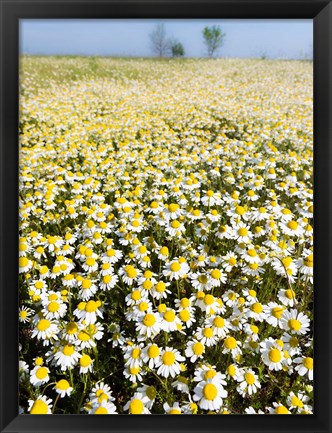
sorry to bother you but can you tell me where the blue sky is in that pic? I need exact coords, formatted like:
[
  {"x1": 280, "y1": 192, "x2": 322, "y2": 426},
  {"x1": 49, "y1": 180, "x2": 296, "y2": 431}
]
[{"x1": 20, "y1": 19, "x2": 313, "y2": 59}]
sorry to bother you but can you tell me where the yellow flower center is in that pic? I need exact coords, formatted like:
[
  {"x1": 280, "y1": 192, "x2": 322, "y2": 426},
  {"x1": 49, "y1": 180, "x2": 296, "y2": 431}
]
[
  {"x1": 238, "y1": 228, "x2": 248, "y2": 237},
  {"x1": 80, "y1": 354, "x2": 92, "y2": 367},
  {"x1": 131, "y1": 348, "x2": 141, "y2": 359},
  {"x1": 251, "y1": 302, "x2": 263, "y2": 314},
  {"x1": 269, "y1": 348, "x2": 282, "y2": 363},
  {"x1": 30, "y1": 399, "x2": 49, "y2": 414},
  {"x1": 272, "y1": 306, "x2": 284, "y2": 319},
  {"x1": 47, "y1": 301, "x2": 60, "y2": 313},
  {"x1": 147, "y1": 345, "x2": 160, "y2": 358},
  {"x1": 37, "y1": 319, "x2": 50, "y2": 331},
  {"x1": 179, "y1": 309, "x2": 190, "y2": 321},
  {"x1": 162, "y1": 351, "x2": 176, "y2": 366},
  {"x1": 35, "y1": 367, "x2": 48, "y2": 380},
  {"x1": 85, "y1": 300, "x2": 98, "y2": 312},
  {"x1": 210, "y1": 269, "x2": 221, "y2": 280},
  {"x1": 129, "y1": 399, "x2": 144, "y2": 414},
  {"x1": 204, "y1": 294, "x2": 214, "y2": 305},
  {"x1": 224, "y1": 336, "x2": 237, "y2": 350},
  {"x1": 143, "y1": 313, "x2": 156, "y2": 327},
  {"x1": 56, "y1": 379, "x2": 70, "y2": 390},
  {"x1": 303, "y1": 357, "x2": 313, "y2": 370},
  {"x1": 285, "y1": 289, "x2": 295, "y2": 299},
  {"x1": 94, "y1": 407, "x2": 108, "y2": 414},
  {"x1": 288, "y1": 319, "x2": 301, "y2": 331},
  {"x1": 203, "y1": 327, "x2": 213, "y2": 338},
  {"x1": 193, "y1": 342, "x2": 204, "y2": 355},
  {"x1": 213, "y1": 317, "x2": 225, "y2": 328},
  {"x1": 244, "y1": 372, "x2": 255, "y2": 385},
  {"x1": 164, "y1": 310, "x2": 176, "y2": 322},
  {"x1": 170, "y1": 262, "x2": 181, "y2": 272},
  {"x1": 287, "y1": 221, "x2": 298, "y2": 230},
  {"x1": 203, "y1": 383, "x2": 218, "y2": 400},
  {"x1": 275, "y1": 405, "x2": 290, "y2": 414},
  {"x1": 169, "y1": 409, "x2": 181, "y2": 414},
  {"x1": 291, "y1": 396, "x2": 304, "y2": 408},
  {"x1": 125, "y1": 265, "x2": 138, "y2": 278}
]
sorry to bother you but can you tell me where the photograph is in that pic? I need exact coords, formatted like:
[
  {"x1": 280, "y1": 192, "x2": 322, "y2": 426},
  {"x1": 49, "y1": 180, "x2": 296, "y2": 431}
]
[{"x1": 18, "y1": 18, "x2": 314, "y2": 415}]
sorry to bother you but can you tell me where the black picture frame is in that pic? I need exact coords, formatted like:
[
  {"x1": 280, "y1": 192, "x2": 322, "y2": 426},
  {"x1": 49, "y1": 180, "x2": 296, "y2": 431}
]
[{"x1": 1, "y1": 1, "x2": 331, "y2": 432}]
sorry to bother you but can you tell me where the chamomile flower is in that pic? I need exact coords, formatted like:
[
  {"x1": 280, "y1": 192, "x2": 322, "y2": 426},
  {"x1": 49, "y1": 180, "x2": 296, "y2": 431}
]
[
  {"x1": 294, "y1": 356, "x2": 313, "y2": 380},
  {"x1": 52, "y1": 344, "x2": 81, "y2": 370},
  {"x1": 54, "y1": 379, "x2": 73, "y2": 397},
  {"x1": 156, "y1": 347, "x2": 185, "y2": 378},
  {"x1": 29, "y1": 365, "x2": 50, "y2": 386},
  {"x1": 236, "y1": 369, "x2": 261, "y2": 396},
  {"x1": 124, "y1": 393, "x2": 150, "y2": 414},
  {"x1": 280, "y1": 309, "x2": 310, "y2": 334},
  {"x1": 28, "y1": 396, "x2": 53, "y2": 414},
  {"x1": 260, "y1": 338, "x2": 285, "y2": 371},
  {"x1": 193, "y1": 379, "x2": 227, "y2": 411},
  {"x1": 185, "y1": 340, "x2": 206, "y2": 362}
]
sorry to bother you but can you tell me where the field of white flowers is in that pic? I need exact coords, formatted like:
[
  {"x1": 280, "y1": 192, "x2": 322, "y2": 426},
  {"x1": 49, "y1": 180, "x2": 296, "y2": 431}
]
[{"x1": 18, "y1": 56, "x2": 313, "y2": 415}]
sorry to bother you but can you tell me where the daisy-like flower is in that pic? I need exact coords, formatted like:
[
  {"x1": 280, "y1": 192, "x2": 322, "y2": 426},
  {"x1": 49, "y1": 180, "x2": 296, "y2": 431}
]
[
  {"x1": 163, "y1": 402, "x2": 182, "y2": 414},
  {"x1": 280, "y1": 219, "x2": 304, "y2": 237},
  {"x1": 54, "y1": 379, "x2": 73, "y2": 397},
  {"x1": 268, "y1": 402, "x2": 291, "y2": 414},
  {"x1": 163, "y1": 258, "x2": 189, "y2": 281},
  {"x1": 124, "y1": 392, "x2": 150, "y2": 414},
  {"x1": 263, "y1": 302, "x2": 286, "y2": 327},
  {"x1": 31, "y1": 318, "x2": 59, "y2": 346},
  {"x1": 161, "y1": 308, "x2": 182, "y2": 332},
  {"x1": 196, "y1": 326, "x2": 219, "y2": 347},
  {"x1": 79, "y1": 354, "x2": 94, "y2": 374},
  {"x1": 73, "y1": 300, "x2": 103, "y2": 325},
  {"x1": 52, "y1": 343, "x2": 81, "y2": 371},
  {"x1": 19, "y1": 256, "x2": 33, "y2": 273},
  {"x1": 136, "y1": 312, "x2": 162, "y2": 337},
  {"x1": 222, "y1": 336, "x2": 242, "y2": 358},
  {"x1": 233, "y1": 222, "x2": 253, "y2": 244},
  {"x1": 119, "y1": 264, "x2": 141, "y2": 285},
  {"x1": 236, "y1": 369, "x2": 261, "y2": 396},
  {"x1": 191, "y1": 272, "x2": 211, "y2": 291},
  {"x1": 294, "y1": 356, "x2": 313, "y2": 380},
  {"x1": 28, "y1": 395, "x2": 53, "y2": 414},
  {"x1": 185, "y1": 339, "x2": 206, "y2": 362},
  {"x1": 29, "y1": 365, "x2": 50, "y2": 387},
  {"x1": 201, "y1": 189, "x2": 222, "y2": 206},
  {"x1": 206, "y1": 315, "x2": 231, "y2": 338},
  {"x1": 142, "y1": 343, "x2": 161, "y2": 369},
  {"x1": 151, "y1": 280, "x2": 171, "y2": 300},
  {"x1": 287, "y1": 391, "x2": 309, "y2": 412},
  {"x1": 260, "y1": 338, "x2": 285, "y2": 371},
  {"x1": 19, "y1": 305, "x2": 32, "y2": 323},
  {"x1": 296, "y1": 250, "x2": 313, "y2": 282},
  {"x1": 280, "y1": 309, "x2": 310, "y2": 335},
  {"x1": 171, "y1": 376, "x2": 190, "y2": 394},
  {"x1": 196, "y1": 293, "x2": 220, "y2": 315},
  {"x1": 89, "y1": 400, "x2": 118, "y2": 414},
  {"x1": 277, "y1": 288, "x2": 297, "y2": 307},
  {"x1": 193, "y1": 379, "x2": 228, "y2": 411},
  {"x1": 137, "y1": 384, "x2": 157, "y2": 410},
  {"x1": 208, "y1": 268, "x2": 227, "y2": 288},
  {"x1": 124, "y1": 343, "x2": 144, "y2": 369},
  {"x1": 245, "y1": 301, "x2": 266, "y2": 322},
  {"x1": 156, "y1": 347, "x2": 185, "y2": 378},
  {"x1": 123, "y1": 365, "x2": 144, "y2": 383}
]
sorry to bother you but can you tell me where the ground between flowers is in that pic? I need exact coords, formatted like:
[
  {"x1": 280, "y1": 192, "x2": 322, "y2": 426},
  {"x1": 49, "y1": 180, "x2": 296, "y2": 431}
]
[{"x1": 19, "y1": 56, "x2": 313, "y2": 415}]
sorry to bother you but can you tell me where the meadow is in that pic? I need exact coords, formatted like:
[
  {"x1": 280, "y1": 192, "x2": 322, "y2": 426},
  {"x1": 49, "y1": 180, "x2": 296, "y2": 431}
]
[{"x1": 19, "y1": 56, "x2": 313, "y2": 414}]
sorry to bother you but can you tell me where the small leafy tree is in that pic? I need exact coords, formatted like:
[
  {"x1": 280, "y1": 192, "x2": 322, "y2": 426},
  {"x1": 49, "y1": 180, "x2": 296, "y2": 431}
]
[
  {"x1": 171, "y1": 41, "x2": 185, "y2": 57},
  {"x1": 202, "y1": 25, "x2": 226, "y2": 57},
  {"x1": 149, "y1": 23, "x2": 171, "y2": 57}
]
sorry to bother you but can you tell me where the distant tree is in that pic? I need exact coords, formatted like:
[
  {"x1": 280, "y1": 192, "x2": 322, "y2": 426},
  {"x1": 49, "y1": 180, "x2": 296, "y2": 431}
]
[
  {"x1": 149, "y1": 23, "x2": 171, "y2": 57},
  {"x1": 202, "y1": 25, "x2": 226, "y2": 57},
  {"x1": 171, "y1": 41, "x2": 185, "y2": 57}
]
